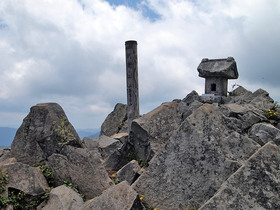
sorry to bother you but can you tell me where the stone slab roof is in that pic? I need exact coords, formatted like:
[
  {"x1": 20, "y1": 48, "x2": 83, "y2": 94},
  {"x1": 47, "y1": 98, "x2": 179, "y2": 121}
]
[{"x1": 197, "y1": 57, "x2": 238, "y2": 79}]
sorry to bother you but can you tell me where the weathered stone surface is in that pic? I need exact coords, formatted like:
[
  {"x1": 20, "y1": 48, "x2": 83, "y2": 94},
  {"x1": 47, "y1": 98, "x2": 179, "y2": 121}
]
[
  {"x1": 128, "y1": 121, "x2": 154, "y2": 162},
  {"x1": 81, "y1": 137, "x2": 99, "y2": 149},
  {"x1": 41, "y1": 185, "x2": 84, "y2": 210},
  {"x1": 134, "y1": 101, "x2": 182, "y2": 155},
  {"x1": 81, "y1": 137, "x2": 101, "y2": 157},
  {"x1": 0, "y1": 148, "x2": 12, "y2": 163},
  {"x1": 249, "y1": 123, "x2": 280, "y2": 146},
  {"x1": 0, "y1": 158, "x2": 16, "y2": 167},
  {"x1": 2, "y1": 162, "x2": 49, "y2": 196},
  {"x1": 100, "y1": 103, "x2": 127, "y2": 137},
  {"x1": 11, "y1": 103, "x2": 82, "y2": 165},
  {"x1": 116, "y1": 160, "x2": 141, "y2": 185},
  {"x1": 200, "y1": 142, "x2": 280, "y2": 210},
  {"x1": 47, "y1": 145, "x2": 113, "y2": 199},
  {"x1": 228, "y1": 87, "x2": 274, "y2": 111},
  {"x1": 110, "y1": 132, "x2": 128, "y2": 144},
  {"x1": 80, "y1": 181, "x2": 144, "y2": 210},
  {"x1": 179, "y1": 100, "x2": 203, "y2": 120},
  {"x1": 133, "y1": 104, "x2": 260, "y2": 210},
  {"x1": 220, "y1": 103, "x2": 266, "y2": 132},
  {"x1": 98, "y1": 135, "x2": 122, "y2": 160}
]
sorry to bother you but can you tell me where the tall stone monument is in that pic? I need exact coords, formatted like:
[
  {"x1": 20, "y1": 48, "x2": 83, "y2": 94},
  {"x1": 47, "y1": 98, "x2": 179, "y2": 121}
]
[{"x1": 125, "y1": 40, "x2": 140, "y2": 131}]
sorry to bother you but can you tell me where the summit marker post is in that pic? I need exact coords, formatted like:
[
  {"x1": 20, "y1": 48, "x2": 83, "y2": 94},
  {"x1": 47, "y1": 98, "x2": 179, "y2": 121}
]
[{"x1": 125, "y1": 40, "x2": 139, "y2": 132}]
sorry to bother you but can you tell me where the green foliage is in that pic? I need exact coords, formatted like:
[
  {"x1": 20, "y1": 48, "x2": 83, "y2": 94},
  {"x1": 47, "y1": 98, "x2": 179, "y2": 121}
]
[
  {"x1": 52, "y1": 115, "x2": 75, "y2": 144},
  {"x1": 0, "y1": 171, "x2": 8, "y2": 194},
  {"x1": 63, "y1": 180, "x2": 78, "y2": 190},
  {"x1": 0, "y1": 168, "x2": 53, "y2": 209},
  {"x1": 33, "y1": 162, "x2": 55, "y2": 187}
]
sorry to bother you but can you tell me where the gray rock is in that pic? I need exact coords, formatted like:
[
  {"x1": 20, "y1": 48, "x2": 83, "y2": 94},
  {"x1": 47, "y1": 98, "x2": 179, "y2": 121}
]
[
  {"x1": 81, "y1": 137, "x2": 101, "y2": 159},
  {"x1": 200, "y1": 142, "x2": 280, "y2": 210},
  {"x1": 181, "y1": 90, "x2": 200, "y2": 105},
  {"x1": 0, "y1": 148, "x2": 12, "y2": 163},
  {"x1": 2, "y1": 162, "x2": 49, "y2": 196},
  {"x1": 80, "y1": 181, "x2": 144, "y2": 210},
  {"x1": 100, "y1": 103, "x2": 127, "y2": 136},
  {"x1": 81, "y1": 137, "x2": 99, "y2": 149},
  {"x1": 11, "y1": 103, "x2": 82, "y2": 165},
  {"x1": 128, "y1": 120, "x2": 154, "y2": 162},
  {"x1": 220, "y1": 103, "x2": 266, "y2": 131},
  {"x1": 0, "y1": 157, "x2": 16, "y2": 167},
  {"x1": 116, "y1": 160, "x2": 141, "y2": 185},
  {"x1": 98, "y1": 135, "x2": 122, "y2": 160},
  {"x1": 133, "y1": 104, "x2": 260, "y2": 210},
  {"x1": 134, "y1": 101, "x2": 182, "y2": 155},
  {"x1": 249, "y1": 123, "x2": 280, "y2": 146},
  {"x1": 41, "y1": 185, "x2": 84, "y2": 210},
  {"x1": 228, "y1": 87, "x2": 274, "y2": 112},
  {"x1": 47, "y1": 145, "x2": 113, "y2": 199},
  {"x1": 179, "y1": 100, "x2": 203, "y2": 120},
  {"x1": 110, "y1": 132, "x2": 129, "y2": 144}
]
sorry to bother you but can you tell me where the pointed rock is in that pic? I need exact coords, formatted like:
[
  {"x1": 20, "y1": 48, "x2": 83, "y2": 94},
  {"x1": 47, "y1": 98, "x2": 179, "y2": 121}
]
[
  {"x1": 100, "y1": 103, "x2": 127, "y2": 136},
  {"x1": 200, "y1": 142, "x2": 280, "y2": 209},
  {"x1": 11, "y1": 103, "x2": 82, "y2": 165},
  {"x1": 133, "y1": 104, "x2": 260, "y2": 209}
]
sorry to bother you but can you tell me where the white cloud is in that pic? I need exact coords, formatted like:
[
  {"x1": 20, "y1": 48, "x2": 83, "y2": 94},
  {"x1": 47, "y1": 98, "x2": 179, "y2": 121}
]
[{"x1": 0, "y1": 0, "x2": 279, "y2": 129}]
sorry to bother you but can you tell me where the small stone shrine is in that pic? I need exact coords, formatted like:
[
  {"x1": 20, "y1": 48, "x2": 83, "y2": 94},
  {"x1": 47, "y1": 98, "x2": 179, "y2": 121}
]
[{"x1": 197, "y1": 57, "x2": 238, "y2": 96}]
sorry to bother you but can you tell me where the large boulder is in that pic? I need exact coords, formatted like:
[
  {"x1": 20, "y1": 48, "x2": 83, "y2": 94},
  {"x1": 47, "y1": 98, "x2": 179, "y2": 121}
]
[
  {"x1": 1, "y1": 162, "x2": 49, "y2": 196},
  {"x1": 200, "y1": 142, "x2": 280, "y2": 209},
  {"x1": 11, "y1": 103, "x2": 82, "y2": 165},
  {"x1": 80, "y1": 181, "x2": 144, "y2": 210},
  {"x1": 100, "y1": 103, "x2": 127, "y2": 136},
  {"x1": 132, "y1": 104, "x2": 260, "y2": 209},
  {"x1": 41, "y1": 185, "x2": 84, "y2": 210},
  {"x1": 47, "y1": 145, "x2": 113, "y2": 199}
]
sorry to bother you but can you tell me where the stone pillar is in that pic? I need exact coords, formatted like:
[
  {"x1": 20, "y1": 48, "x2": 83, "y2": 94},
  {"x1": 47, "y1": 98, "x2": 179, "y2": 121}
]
[{"x1": 125, "y1": 40, "x2": 139, "y2": 132}]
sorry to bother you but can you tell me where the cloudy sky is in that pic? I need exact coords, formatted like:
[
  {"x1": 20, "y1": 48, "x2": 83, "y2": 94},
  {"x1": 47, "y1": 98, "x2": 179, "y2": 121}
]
[{"x1": 0, "y1": 0, "x2": 279, "y2": 130}]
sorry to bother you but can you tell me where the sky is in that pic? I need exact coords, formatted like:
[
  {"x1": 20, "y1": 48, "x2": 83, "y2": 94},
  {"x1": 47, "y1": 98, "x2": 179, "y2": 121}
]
[{"x1": 0, "y1": 0, "x2": 280, "y2": 130}]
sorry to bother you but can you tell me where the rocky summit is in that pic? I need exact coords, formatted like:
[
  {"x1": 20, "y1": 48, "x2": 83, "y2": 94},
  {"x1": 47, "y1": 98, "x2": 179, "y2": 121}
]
[{"x1": 0, "y1": 86, "x2": 280, "y2": 209}]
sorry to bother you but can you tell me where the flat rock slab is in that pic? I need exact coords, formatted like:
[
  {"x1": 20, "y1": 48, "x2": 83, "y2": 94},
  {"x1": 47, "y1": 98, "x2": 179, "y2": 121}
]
[
  {"x1": 200, "y1": 142, "x2": 280, "y2": 209},
  {"x1": 80, "y1": 181, "x2": 144, "y2": 210},
  {"x1": 133, "y1": 104, "x2": 260, "y2": 209},
  {"x1": 41, "y1": 185, "x2": 84, "y2": 210}
]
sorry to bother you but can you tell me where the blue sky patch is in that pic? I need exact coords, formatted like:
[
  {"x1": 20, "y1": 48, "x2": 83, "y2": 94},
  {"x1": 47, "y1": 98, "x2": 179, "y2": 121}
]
[{"x1": 106, "y1": 0, "x2": 160, "y2": 21}]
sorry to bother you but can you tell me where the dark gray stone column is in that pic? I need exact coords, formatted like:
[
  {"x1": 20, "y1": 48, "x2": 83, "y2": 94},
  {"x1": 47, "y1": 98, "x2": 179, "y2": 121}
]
[{"x1": 125, "y1": 40, "x2": 139, "y2": 132}]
